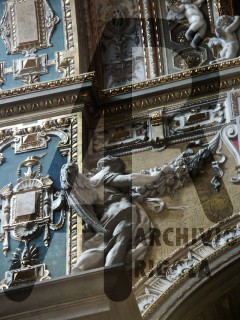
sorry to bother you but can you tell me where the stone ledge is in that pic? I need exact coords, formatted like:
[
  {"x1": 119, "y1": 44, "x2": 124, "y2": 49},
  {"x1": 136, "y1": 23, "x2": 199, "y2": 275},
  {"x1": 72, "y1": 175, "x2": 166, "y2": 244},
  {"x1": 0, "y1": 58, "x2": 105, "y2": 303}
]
[{"x1": 0, "y1": 265, "x2": 142, "y2": 320}]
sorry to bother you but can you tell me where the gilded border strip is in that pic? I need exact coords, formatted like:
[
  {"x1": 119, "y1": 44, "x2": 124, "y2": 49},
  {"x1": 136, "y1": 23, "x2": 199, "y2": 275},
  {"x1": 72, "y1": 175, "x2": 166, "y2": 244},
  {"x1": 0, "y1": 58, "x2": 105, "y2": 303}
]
[
  {"x1": 101, "y1": 58, "x2": 240, "y2": 97},
  {"x1": 67, "y1": 115, "x2": 79, "y2": 274},
  {"x1": 0, "y1": 59, "x2": 239, "y2": 101},
  {"x1": 0, "y1": 72, "x2": 95, "y2": 99},
  {"x1": 62, "y1": 0, "x2": 74, "y2": 51}
]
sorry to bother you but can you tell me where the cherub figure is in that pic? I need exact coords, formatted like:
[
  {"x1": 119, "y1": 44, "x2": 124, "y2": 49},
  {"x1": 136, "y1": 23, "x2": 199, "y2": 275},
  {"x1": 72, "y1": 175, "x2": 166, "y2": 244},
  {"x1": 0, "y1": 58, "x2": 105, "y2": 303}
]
[
  {"x1": 208, "y1": 15, "x2": 240, "y2": 64},
  {"x1": 166, "y1": 0, "x2": 207, "y2": 48}
]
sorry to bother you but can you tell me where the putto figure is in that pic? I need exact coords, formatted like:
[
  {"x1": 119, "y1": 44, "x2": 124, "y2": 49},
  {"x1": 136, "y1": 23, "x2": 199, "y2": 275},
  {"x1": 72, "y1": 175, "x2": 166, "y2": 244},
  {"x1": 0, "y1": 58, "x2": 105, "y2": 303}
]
[
  {"x1": 166, "y1": 0, "x2": 207, "y2": 48},
  {"x1": 208, "y1": 15, "x2": 240, "y2": 64}
]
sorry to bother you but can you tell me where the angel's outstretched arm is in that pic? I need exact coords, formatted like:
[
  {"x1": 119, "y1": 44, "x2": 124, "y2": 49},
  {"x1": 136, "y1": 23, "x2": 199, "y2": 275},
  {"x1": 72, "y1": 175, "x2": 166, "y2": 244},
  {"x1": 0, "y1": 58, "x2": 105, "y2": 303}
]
[
  {"x1": 193, "y1": 0, "x2": 205, "y2": 6},
  {"x1": 108, "y1": 169, "x2": 161, "y2": 188},
  {"x1": 225, "y1": 16, "x2": 240, "y2": 33}
]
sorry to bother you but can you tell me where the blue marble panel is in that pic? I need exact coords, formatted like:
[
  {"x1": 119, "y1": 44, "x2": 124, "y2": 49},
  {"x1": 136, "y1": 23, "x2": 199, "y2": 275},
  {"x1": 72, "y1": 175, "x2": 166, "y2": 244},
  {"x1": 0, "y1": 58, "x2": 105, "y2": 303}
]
[
  {"x1": 0, "y1": 0, "x2": 65, "y2": 91},
  {"x1": 0, "y1": 136, "x2": 68, "y2": 280}
]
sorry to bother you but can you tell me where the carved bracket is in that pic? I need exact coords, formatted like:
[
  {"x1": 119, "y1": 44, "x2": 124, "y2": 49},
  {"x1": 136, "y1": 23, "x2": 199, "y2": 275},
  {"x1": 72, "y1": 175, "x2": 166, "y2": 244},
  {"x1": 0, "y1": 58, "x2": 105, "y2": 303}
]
[
  {"x1": 13, "y1": 54, "x2": 48, "y2": 84},
  {"x1": 56, "y1": 50, "x2": 75, "y2": 78}
]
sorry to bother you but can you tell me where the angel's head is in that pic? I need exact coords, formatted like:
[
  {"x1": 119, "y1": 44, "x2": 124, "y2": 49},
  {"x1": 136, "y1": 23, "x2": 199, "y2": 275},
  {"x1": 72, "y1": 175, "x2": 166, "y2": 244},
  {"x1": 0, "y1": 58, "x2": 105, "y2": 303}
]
[
  {"x1": 60, "y1": 161, "x2": 78, "y2": 190},
  {"x1": 97, "y1": 156, "x2": 126, "y2": 173},
  {"x1": 217, "y1": 15, "x2": 234, "y2": 28}
]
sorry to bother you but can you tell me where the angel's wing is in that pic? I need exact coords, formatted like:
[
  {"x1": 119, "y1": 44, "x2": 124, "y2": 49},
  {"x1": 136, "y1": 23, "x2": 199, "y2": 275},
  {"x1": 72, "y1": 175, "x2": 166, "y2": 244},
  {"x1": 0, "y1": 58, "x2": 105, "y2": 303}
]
[
  {"x1": 166, "y1": 10, "x2": 185, "y2": 21},
  {"x1": 60, "y1": 163, "x2": 108, "y2": 234},
  {"x1": 60, "y1": 163, "x2": 98, "y2": 204}
]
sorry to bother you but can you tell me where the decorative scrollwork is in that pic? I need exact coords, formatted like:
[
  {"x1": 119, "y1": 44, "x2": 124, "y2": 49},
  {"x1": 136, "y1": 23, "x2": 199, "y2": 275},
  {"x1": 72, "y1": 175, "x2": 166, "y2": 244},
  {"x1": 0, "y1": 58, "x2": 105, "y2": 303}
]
[
  {"x1": 45, "y1": 0, "x2": 59, "y2": 47},
  {"x1": 221, "y1": 120, "x2": 240, "y2": 183}
]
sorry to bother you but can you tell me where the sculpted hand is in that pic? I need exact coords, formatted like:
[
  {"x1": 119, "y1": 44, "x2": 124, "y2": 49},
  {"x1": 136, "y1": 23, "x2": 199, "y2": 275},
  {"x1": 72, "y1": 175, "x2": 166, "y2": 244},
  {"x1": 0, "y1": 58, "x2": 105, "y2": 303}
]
[{"x1": 150, "y1": 167, "x2": 161, "y2": 179}]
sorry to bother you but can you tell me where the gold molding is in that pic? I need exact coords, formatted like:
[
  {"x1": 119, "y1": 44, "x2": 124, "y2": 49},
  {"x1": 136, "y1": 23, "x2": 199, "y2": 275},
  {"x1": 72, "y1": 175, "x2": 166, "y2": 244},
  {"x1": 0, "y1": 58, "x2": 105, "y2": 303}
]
[
  {"x1": 0, "y1": 72, "x2": 95, "y2": 100},
  {"x1": 62, "y1": 0, "x2": 74, "y2": 51},
  {"x1": 0, "y1": 78, "x2": 230, "y2": 125},
  {"x1": 0, "y1": 67, "x2": 238, "y2": 121},
  {"x1": 0, "y1": 94, "x2": 79, "y2": 120},
  {"x1": 67, "y1": 115, "x2": 79, "y2": 273},
  {"x1": 101, "y1": 58, "x2": 240, "y2": 98},
  {"x1": 103, "y1": 90, "x2": 228, "y2": 118}
]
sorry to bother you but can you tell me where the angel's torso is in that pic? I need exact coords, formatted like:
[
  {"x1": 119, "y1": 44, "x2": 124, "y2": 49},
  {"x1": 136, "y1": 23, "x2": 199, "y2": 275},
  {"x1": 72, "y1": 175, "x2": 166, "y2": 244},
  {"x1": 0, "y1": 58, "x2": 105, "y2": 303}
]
[{"x1": 184, "y1": 4, "x2": 203, "y2": 20}]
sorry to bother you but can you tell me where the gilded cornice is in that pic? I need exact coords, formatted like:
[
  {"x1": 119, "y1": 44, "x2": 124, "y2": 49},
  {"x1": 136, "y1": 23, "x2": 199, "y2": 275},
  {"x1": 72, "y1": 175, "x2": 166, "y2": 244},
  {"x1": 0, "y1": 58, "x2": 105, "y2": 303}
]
[
  {"x1": 0, "y1": 94, "x2": 85, "y2": 130},
  {"x1": 103, "y1": 94, "x2": 226, "y2": 127},
  {"x1": 0, "y1": 72, "x2": 95, "y2": 100},
  {"x1": 101, "y1": 58, "x2": 240, "y2": 98},
  {"x1": 0, "y1": 58, "x2": 239, "y2": 121},
  {"x1": 103, "y1": 90, "x2": 228, "y2": 123},
  {"x1": 0, "y1": 58, "x2": 238, "y2": 103}
]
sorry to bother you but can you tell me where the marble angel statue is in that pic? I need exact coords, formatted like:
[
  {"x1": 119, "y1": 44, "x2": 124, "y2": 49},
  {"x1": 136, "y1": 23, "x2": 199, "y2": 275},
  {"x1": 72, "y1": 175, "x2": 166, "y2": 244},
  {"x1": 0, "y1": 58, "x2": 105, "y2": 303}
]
[
  {"x1": 208, "y1": 15, "x2": 240, "y2": 64},
  {"x1": 60, "y1": 142, "x2": 219, "y2": 272},
  {"x1": 166, "y1": 0, "x2": 207, "y2": 48},
  {"x1": 61, "y1": 157, "x2": 161, "y2": 272}
]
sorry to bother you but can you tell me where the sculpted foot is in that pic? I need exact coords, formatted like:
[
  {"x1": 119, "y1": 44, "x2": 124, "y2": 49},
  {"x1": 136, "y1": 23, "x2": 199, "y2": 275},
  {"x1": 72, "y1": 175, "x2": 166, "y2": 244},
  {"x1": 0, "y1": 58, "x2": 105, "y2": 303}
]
[{"x1": 191, "y1": 34, "x2": 202, "y2": 48}]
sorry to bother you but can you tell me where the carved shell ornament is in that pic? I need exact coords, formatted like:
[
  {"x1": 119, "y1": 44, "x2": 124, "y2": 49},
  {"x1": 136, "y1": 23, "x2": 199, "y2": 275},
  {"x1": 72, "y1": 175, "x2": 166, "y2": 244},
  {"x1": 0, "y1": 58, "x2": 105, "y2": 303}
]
[
  {"x1": 17, "y1": 153, "x2": 46, "y2": 180},
  {"x1": 137, "y1": 288, "x2": 158, "y2": 313},
  {"x1": 212, "y1": 223, "x2": 240, "y2": 249},
  {"x1": 14, "y1": 222, "x2": 39, "y2": 239},
  {"x1": 166, "y1": 253, "x2": 198, "y2": 282}
]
